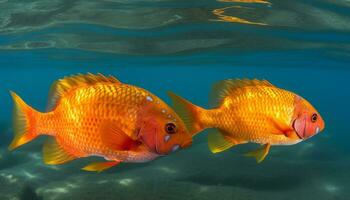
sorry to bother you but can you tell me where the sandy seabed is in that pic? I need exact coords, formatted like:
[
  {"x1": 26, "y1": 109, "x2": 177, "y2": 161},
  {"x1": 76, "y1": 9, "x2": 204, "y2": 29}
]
[{"x1": 0, "y1": 133, "x2": 347, "y2": 200}]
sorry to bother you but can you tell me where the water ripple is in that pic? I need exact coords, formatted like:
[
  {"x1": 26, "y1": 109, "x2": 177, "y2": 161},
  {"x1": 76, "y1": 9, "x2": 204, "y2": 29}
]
[{"x1": 0, "y1": 0, "x2": 349, "y2": 56}]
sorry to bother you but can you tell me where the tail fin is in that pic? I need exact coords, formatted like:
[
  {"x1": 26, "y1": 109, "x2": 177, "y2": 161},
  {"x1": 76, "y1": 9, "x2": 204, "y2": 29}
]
[
  {"x1": 167, "y1": 92, "x2": 206, "y2": 136},
  {"x1": 9, "y1": 91, "x2": 39, "y2": 150}
]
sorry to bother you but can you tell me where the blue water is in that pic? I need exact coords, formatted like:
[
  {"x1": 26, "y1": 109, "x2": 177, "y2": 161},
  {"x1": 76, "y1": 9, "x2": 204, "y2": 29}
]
[{"x1": 0, "y1": 0, "x2": 349, "y2": 199}]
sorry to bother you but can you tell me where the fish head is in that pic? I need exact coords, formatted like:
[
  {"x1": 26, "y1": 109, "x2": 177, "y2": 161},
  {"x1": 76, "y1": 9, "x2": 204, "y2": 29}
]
[
  {"x1": 292, "y1": 96, "x2": 325, "y2": 140},
  {"x1": 138, "y1": 97, "x2": 192, "y2": 155}
]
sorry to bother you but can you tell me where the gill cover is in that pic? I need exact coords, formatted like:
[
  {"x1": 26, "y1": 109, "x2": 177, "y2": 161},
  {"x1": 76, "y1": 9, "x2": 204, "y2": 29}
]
[{"x1": 293, "y1": 96, "x2": 324, "y2": 139}]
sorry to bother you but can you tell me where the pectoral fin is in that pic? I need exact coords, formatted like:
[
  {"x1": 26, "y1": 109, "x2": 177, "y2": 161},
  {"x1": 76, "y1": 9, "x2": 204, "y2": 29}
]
[
  {"x1": 245, "y1": 143, "x2": 271, "y2": 163},
  {"x1": 208, "y1": 129, "x2": 245, "y2": 153},
  {"x1": 268, "y1": 118, "x2": 294, "y2": 138},
  {"x1": 101, "y1": 121, "x2": 141, "y2": 151},
  {"x1": 82, "y1": 161, "x2": 121, "y2": 172}
]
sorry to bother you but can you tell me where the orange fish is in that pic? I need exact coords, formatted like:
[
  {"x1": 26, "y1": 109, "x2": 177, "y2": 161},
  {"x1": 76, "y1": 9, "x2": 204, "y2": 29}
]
[
  {"x1": 9, "y1": 73, "x2": 192, "y2": 172},
  {"x1": 169, "y1": 79, "x2": 325, "y2": 163}
]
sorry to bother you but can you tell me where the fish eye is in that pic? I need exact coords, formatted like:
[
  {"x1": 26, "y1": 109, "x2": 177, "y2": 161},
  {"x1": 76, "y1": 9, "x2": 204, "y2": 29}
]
[
  {"x1": 311, "y1": 113, "x2": 318, "y2": 123},
  {"x1": 165, "y1": 123, "x2": 177, "y2": 134}
]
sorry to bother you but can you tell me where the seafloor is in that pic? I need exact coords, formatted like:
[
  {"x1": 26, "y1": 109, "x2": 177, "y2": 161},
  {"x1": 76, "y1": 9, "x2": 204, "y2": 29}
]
[{"x1": 0, "y1": 130, "x2": 347, "y2": 200}]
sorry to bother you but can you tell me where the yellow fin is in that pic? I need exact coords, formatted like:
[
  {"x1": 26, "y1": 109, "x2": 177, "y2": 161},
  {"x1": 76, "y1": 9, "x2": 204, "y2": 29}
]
[
  {"x1": 43, "y1": 138, "x2": 77, "y2": 165},
  {"x1": 82, "y1": 161, "x2": 121, "y2": 172},
  {"x1": 168, "y1": 91, "x2": 205, "y2": 136},
  {"x1": 47, "y1": 73, "x2": 121, "y2": 111},
  {"x1": 9, "y1": 91, "x2": 39, "y2": 150},
  {"x1": 210, "y1": 79, "x2": 275, "y2": 107},
  {"x1": 208, "y1": 129, "x2": 242, "y2": 153},
  {"x1": 245, "y1": 143, "x2": 271, "y2": 163}
]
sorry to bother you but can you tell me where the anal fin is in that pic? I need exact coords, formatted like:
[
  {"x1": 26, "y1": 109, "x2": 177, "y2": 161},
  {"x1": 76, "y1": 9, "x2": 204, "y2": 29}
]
[
  {"x1": 43, "y1": 138, "x2": 77, "y2": 165},
  {"x1": 245, "y1": 143, "x2": 271, "y2": 163},
  {"x1": 82, "y1": 161, "x2": 121, "y2": 172},
  {"x1": 208, "y1": 129, "x2": 245, "y2": 153}
]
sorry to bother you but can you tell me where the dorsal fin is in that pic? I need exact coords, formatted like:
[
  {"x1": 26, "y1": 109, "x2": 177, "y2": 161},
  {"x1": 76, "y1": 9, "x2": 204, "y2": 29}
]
[
  {"x1": 47, "y1": 73, "x2": 121, "y2": 111},
  {"x1": 210, "y1": 79, "x2": 275, "y2": 107}
]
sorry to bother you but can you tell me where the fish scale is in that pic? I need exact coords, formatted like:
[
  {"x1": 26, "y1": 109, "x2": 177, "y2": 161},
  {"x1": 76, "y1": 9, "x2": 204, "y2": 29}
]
[{"x1": 42, "y1": 84, "x2": 150, "y2": 158}]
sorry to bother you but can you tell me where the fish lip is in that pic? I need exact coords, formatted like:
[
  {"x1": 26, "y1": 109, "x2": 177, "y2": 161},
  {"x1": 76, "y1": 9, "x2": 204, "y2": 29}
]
[{"x1": 292, "y1": 119, "x2": 303, "y2": 140}]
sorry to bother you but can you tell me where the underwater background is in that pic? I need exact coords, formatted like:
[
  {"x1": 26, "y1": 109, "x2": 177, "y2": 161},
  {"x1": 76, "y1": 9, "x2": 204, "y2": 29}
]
[{"x1": 0, "y1": 0, "x2": 349, "y2": 199}]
